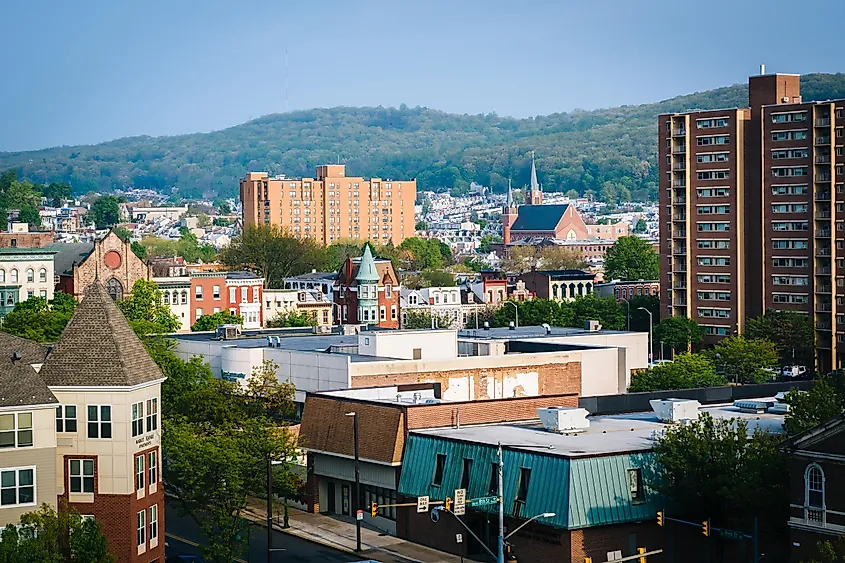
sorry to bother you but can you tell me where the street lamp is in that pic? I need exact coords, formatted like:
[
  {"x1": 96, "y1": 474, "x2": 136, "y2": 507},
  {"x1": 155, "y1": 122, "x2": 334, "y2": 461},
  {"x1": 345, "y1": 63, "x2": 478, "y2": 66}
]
[
  {"x1": 497, "y1": 442, "x2": 554, "y2": 563},
  {"x1": 266, "y1": 458, "x2": 286, "y2": 562},
  {"x1": 345, "y1": 412, "x2": 361, "y2": 552},
  {"x1": 638, "y1": 306, "x2": 653, "y2": 364},
  {"x1": 505, "y1": 301, "x2": 518, "y2": 329},
  {"x1": 504, "y1": 512, "x2": 556, "y2": 540},
  {"x1": 621, "y1": 298, "x2": 630, "y2": 331}
]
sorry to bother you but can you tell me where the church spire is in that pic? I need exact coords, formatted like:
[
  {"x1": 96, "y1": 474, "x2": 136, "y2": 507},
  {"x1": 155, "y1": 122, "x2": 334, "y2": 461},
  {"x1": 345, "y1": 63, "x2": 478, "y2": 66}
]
[
  {"x1": 529, "y1": 151, "x2": 540, "y2": 194},
  {"x1": 506, "y1": 178, "x2": 513, "y2": 208}
]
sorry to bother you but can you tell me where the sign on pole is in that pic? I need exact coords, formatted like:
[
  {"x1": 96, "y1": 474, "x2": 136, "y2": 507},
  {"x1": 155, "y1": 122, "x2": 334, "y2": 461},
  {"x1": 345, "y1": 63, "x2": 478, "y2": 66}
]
[
  {"x1": 417, "y1": 495, "x2": 430, "y2": 513},
  {"x1": 470, "y1": 495, "x2": 499, "y2": 507},
  {"x1": 456, "y1": 533, "x2": 463, "y2": 544},
  {"x1": 453, "y1": 488, "x2": 466, "y2": 516},
  {"x1": 356, "y1": 510, "x2": 363, "y2": 521}
]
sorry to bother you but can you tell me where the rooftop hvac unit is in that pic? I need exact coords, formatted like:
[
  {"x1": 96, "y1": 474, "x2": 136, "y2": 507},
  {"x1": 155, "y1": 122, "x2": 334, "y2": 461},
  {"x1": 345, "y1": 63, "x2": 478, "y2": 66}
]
[
  {"x1": 312, "y1": 324, "x2": 331, "y2": 335},
  {"x1": 216, "y1": 324, "x2": 241, "y2": 340},
  {"x1": 536, "y1": 407, "x2": 590, "y2": 433},
  {"x1": 650, "y1": 399, "x2": 700, "y2": 423},
  {"x1": 584, "y1": 320, "x2": 602, "y2": 332},
  {"x1": 768, "y1": 402, "x2": 790, "y2": 414},
  {"x1": 734, "y1": 399, "x2": 775, "y2": 414}
]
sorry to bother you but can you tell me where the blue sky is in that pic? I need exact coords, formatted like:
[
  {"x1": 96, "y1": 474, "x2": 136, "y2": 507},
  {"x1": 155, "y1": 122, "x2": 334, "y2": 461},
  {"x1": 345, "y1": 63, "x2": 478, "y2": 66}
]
[{"x1": 1, "y1": 0, "x2": 843, "y2": 151}]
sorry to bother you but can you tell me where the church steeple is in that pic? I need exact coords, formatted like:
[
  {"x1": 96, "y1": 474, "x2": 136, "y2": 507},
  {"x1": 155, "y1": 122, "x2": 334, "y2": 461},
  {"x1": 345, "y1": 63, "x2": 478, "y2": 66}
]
[
  {"x1": 506, "y1": 178, "x2": 514, "y2": 208},
  {"x1": 528, "y1": 151, "x2": 543, "y2": 205}
]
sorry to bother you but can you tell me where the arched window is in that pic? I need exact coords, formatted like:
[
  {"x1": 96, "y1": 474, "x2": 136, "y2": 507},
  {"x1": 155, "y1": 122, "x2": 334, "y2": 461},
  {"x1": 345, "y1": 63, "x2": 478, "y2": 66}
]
[
  {"x1": 10, "y1": 269, "x2": 18, "y2": 283},
  {"x1": 0, "y1": 269, "x2": 5, "y2": 283},
  {"x1": 39, "y1": 268, "x2": 47, "y2": 283},
  {"x1": 552, "y1": 285, "x2": 558, "y2": 299},
  {"x1": 805, "y1": 463, "x2": 825, "y2": 523},
  {"x1": 181, "y1": 291, "x2": 188, "y2": 304},
  {"x1": 569, "y1": 284, "x2": 576, "y2": 298},
  {"x1": 163, "y1": 291, "x2": 170, "y2": 305},
  {"x1": 105, "y1": 278, "x2": 123, "y2": 301},
  {"x1": 26, "y1": 268, "x2": 34, "y2": 283}
]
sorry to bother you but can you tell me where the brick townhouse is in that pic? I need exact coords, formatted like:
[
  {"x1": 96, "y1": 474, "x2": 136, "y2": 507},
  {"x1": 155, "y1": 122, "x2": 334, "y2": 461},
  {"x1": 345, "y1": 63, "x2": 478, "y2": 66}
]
[
  {"x1": 189, "y1": 271, "x2": 264, "y2": 329},
  {"x1": 334, "y1": 245, "x2": 400, "y2": 328},
  {"x1": 1, "y1": 282, "x2": 164, "y2": 563}
]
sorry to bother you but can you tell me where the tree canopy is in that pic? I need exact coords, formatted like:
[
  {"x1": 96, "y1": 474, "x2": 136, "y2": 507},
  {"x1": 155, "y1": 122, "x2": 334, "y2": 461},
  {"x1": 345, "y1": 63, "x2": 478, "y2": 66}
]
[
  {"x1": 492, "y1": 295, "x2": 626, "y2": 331},
  {"x1": 0, "y1": 292, "x2": 78, "y2": 342},
  {"x1": 90, "y1": 195, "x2": 121, "y2": 228},
  {"x1": 706, "y1": 336, "x2": 779, "y2": 384},
  {"x1": 191, "y1": 311, "x2": 244, "y2": 332},
  {"x1": 746, "y1": 310, "x2": 814, "y2": 368},
  {"x1": 629, "y1": 353, "x2": 725, "y2": 392},
  {"x1": 115, "y1": 279, "x2": 181, "y2": 335},
  {"x1": 602, "y1": 236, "x2": 659, "y2": 281},
  {"x1": 783, "y1": 375, "x2": 845, "y2": 436},
  {"x1": 654, "y1": 316, "x2": 704, "y2": 352}
]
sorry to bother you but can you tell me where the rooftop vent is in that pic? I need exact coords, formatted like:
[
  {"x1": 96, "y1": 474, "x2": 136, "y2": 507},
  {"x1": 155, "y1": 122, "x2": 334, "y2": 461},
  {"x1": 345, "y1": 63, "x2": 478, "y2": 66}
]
[
  {"x1": 541, "y1": 323, "x2": 551, "y2": 335},
  {"x1": 650, "y1": 399, "x2": 700, "y2": 423},
  {"x1": 536, "y1": 407, "x2": 590, "y2": 433},
  {"x1": 768, "y1": 402, "x2": 790, "y2": 415},
  {"x1": 734, "y1": 399, "x2": 775, "y2": 414},
  {"x1": 584, "y1": 320, "x2": 602, "y2": 332},
  {"x1": 216, "y1": 324, "x2": 241, "y2": 340}
]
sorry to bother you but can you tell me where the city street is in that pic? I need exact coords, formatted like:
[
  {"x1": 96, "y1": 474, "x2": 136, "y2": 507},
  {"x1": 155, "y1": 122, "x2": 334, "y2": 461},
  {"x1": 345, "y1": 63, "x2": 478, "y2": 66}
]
[{"x1": 165, "y1": 500, "x2": 367, "y2": 563}]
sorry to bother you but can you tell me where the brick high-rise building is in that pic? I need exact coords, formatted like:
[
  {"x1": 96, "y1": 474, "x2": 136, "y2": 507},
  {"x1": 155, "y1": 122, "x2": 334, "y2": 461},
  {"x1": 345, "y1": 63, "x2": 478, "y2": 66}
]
[
  {"x1": 240, "y1": 165, "x2": 416, "y2": 246},
  {"x1": 660, "y1": 72, "x2": 845, "y2": 370}
]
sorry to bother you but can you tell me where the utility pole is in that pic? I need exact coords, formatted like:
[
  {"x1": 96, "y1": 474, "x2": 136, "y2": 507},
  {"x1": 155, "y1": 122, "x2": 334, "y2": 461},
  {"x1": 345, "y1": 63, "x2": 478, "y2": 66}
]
[
  {"x1": 497, "y1": 442, "x2": 504, "y2": 563},
  {"x1": 266, "y1": 456, "x2": 272, "y2": 562},
  {"x1": 346, "y1": 412, "x2": 362, "y2": 552}
]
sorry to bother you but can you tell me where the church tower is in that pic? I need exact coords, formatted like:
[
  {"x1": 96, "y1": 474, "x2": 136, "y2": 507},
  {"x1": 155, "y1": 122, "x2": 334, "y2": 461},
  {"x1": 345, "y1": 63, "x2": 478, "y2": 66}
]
[
  {"x1": 501, "y1": 179, "x2": 518, "y2": 246},
  {"x1": 528, "y1": 151, "x2": 543, "y2": 205}
]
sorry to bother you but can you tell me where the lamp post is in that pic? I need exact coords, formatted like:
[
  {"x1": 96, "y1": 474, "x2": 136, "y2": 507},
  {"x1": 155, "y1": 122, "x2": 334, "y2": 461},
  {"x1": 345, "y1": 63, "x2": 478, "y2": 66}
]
[
  {"x1": 621, "y1": 298, "x2": 630, "y2": 331},
  {"x1": 638, "y1": 306, "x2": 653, "y2": 364},
  {"x1": 345, "y1": 412, "x2": 361, "y2": 552},
  {"x1": 505, "y1": 301, "x2": 518, "y2": 329},
  {"x1": 497, "y1": 442, "x2": 554, "y2": 563},
  {"x1": 504, "y1": 512, "x2": 556, "y2": 540},
  {"x1": 266, "y1": 458, "x2": 286, "y2": 562}
]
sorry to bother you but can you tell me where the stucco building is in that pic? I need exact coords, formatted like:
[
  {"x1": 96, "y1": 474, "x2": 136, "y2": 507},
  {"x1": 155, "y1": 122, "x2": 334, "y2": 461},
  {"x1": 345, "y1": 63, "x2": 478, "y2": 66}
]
[{"x1": 0, "y1": 247, "x2": 58, "y2": 305}]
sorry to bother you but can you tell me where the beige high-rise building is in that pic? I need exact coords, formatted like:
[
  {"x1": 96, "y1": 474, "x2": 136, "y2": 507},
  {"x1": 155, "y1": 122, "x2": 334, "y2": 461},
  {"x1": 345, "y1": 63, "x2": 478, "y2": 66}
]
[{"x1": 240, "y1": 165, "x2": 416, "y2": 246}]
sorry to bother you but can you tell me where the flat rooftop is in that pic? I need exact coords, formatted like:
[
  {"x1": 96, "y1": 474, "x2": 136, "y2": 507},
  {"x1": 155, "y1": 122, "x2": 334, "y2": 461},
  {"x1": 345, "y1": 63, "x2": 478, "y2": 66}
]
[
  {"x1": 458, "y1": 326, "x2": 641, "y2": 340},
  {"x1": 412, "y1": 401, "x2": 784, "y2": 458}
]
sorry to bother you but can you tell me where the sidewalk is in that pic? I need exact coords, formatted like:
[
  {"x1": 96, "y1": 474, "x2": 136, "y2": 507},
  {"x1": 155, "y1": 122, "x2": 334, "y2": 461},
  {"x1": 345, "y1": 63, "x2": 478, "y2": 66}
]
[{"x1": 243, "y1": 498, "x2": 469, "y2": 563}]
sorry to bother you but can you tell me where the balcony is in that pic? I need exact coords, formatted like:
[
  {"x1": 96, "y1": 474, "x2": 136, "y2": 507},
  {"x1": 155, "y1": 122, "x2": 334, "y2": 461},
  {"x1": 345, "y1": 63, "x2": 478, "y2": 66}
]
[
  {"x1": 816, "y1": 155, "x2": 832, "y2": 164},
  {"x1": 817, "y1": 174, "x2": 832, "y2": 182},
  {"x1": 815, "y1": 118, "x2": 831, "y2": 127},
  {"x1": 674, "y1": 265, "x2": 687, "y2": 273},
  {"x1": 816, "y1": 136, "x2": 831, "y2": 146},
  {"x1": 673, "y1": 163, "x2": 687, "y2": 171},
  {"x1": 672, "y1": 146, "x2": 686, "y2": 155},
  {"x1": 673, "y1": 299, "x2": 688, "y2": 306},
  {"x1": 817, "y1": 248, "x2": 832, "y2": 257},
  {"x1": 817, "y1": 211, "x2": 832, "y2": 219},
  {"x1": 673, "y1": 180, "x2": 687, "y2": 188},
  {"x1": 817, "y1": 321, "x2": 832, "y2": 330},
  {"x1": 816, "y1": 266, "x2": 832, "y2": 275},
  {"x1": 673, "y1": 213, "x2": 687, "y2": 221},
  {"x1": 673, "y1": 197, "x2": 687, "y2": 204},
  {"x1": 817, "y1": 284, "x2": 833, "y2": 293},
  {"x1": 816, "y1": 192, "x2": 831, "y2": 201},
  {"x1": 673, "y1": 282, "x2": 687, "y2": 289},
  {"x1": 672, "y1": 128, "x2": 687, "y2": 136},
  {"x1": 817, "y1": 303, "x2": 833, "y2": 312},
  {"x1": 673, "y1": 249, "x2": 687, "y2": 255},
  {"x1": 672, "y1": 231, "x2": 687, "y2": 238},
  {"x1": 816, "y1": 229, "x2": 831, "y2": 238}
]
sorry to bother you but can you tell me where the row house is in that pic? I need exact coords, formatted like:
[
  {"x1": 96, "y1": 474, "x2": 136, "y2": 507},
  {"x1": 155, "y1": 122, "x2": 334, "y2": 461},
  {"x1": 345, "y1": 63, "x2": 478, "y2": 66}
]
[
  {"x1": 263, "y1": 288, "x2": 333, "y2": 327},
  {"x1": 0, "y1": 282, "x2": 164, "y2": 563},
  {"x1": 189, "y1": 271, "x2": 264, "y2": 329},
  {"x1": 333, "y1": 245, "x2": 400, "y2": 328}
]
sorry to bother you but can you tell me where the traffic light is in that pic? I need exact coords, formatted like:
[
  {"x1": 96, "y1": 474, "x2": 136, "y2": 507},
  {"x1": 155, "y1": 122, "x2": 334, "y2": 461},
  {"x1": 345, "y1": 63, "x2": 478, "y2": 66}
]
[
  {"x1": 444, "y1": 497, "x2": 452, "y2": 511},
  {"x1": 585, "y1": 559, "x2": 592, "y2": 563},
  {"x1": 657, "y1": 511, "x2": 663, "y2": 527},
  {"x1": 702, "y1": 520, "x2": 710, "y2": 537},
  {"x1": 504, "y1": 541, "x2": 516, "y2": 561},
  {"x1": 638, "y1": 547, "x2": 646, "y2": 563},
  {"x1": 370, "y1": 502, "x2": 378, "y2": 518}
]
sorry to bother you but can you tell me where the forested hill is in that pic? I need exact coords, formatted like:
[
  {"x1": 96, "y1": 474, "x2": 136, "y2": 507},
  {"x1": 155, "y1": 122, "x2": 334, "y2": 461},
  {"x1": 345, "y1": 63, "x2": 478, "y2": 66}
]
[{"x1": 3, "y1": 73, "x2": 845, "y2": 202}]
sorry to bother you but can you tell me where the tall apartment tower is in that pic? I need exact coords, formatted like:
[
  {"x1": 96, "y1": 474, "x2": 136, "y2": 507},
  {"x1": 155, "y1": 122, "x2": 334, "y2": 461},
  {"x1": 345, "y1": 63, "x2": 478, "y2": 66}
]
[
  {"x1": 660, "y1": 72, "x2": 845, "y2": 371},
  {"x1": 240, "y1": 165, "x2": 416, "y2": 246}
]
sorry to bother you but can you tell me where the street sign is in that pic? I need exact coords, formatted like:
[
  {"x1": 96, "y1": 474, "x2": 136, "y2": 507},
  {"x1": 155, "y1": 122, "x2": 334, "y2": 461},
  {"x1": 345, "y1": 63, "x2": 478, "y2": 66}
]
[
  {"x1": 417, "y1": 495, "x2": 430, "y2": 513},
  {"x1": 456, "y1": 533, "x2": 463, "y2": 544},
  {"x1": 718, "y1": 529, "x2": 746, "y2": 541},
  {"x1": 470, "y1": 495, "x2": 498, "y2": 507},
  {"x1": 453, "y1": 488, "x2": 466, "y2": 516},
  {"x1": 356, "y1": 510, "x2": 363, "y2": 521}
]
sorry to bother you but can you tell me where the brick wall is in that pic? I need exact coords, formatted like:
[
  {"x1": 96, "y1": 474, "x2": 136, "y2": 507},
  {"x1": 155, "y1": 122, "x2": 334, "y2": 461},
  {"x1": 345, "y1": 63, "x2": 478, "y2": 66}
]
[
  {"x1": 405, "y1": 393, "x2": 579, "y2": 430},
  {"x1": 352, "y1": 361, "x2": 581, "y2": 400},
  {"x1": 0, "y1": 232, "x2": 54, "y2": 248},
  {"x1": 74, "y1": 231, "x2": 150, "y2": 299}
]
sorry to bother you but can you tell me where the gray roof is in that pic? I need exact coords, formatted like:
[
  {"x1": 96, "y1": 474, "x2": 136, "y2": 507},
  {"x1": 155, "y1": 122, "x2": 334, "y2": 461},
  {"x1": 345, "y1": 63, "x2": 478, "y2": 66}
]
[
  {"x1": 0, "y1": 332, "x2": 50, "y2": 365},
  {"x1": 38, "y1": 281, "x2": 164, "y2": 387},
  {"x1": 0, "y1": 360, "x2": 58, "y2": 408},
  {"x1": 510, "y1": 204, "x2": 569, "y2": 232},
  {"x1": 44, "y1": 242, "x2": 95, "y2": 276}
]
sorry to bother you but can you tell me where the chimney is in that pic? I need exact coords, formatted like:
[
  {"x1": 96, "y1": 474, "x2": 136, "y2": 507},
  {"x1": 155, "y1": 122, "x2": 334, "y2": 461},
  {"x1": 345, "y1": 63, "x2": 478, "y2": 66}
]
[{"x1": 760, "y1": 63, "x2": 766, "y2": 75}]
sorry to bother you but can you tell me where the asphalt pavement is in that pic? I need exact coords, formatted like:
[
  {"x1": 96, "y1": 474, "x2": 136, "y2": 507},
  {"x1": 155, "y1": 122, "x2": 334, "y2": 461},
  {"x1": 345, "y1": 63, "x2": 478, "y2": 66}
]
[{"x1": 165, "y1": 500, "x2": 366, "y2": 563}]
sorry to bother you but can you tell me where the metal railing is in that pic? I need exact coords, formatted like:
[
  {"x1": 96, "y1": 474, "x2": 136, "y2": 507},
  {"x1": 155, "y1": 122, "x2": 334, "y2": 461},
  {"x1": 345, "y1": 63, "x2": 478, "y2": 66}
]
[
  {"x1": 816, "y1": 136, "x2": 831, "y2": 146},
  {"x1": 815, "y1": 118, "x2": 831, "y2": 127}
]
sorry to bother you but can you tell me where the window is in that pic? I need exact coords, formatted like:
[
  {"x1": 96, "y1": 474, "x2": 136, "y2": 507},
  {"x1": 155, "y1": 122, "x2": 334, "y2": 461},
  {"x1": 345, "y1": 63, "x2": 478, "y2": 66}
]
[
  {"x1": 460, "y1": 458, "x2": 473, "y2": 490},
  {"x1": 253, "y1": 286, "x2": 259, "y2": 302},
  {"x1": 385, "y1": 284, "x2": 392, "y2": 298},
  {"x1": 87, "y1": 406, "x2": 112, "y2": 439},
  {"x1": 697, "y1": 240, "x2": 730, "y2": 249},
  {"x1": 771, "y1": 111, "x2": 808, "y2": 123},
  {"x1": 771, "y1": 185, "x2": 808, "y2": 195},
  {"x1": 105, "y1": 278, "x2": 122, "y2": 301},
  {"x1": 772, "y1": 257, "x2": 809, "y2": 268},
  {"x1": 432, "y1": 454, "x2": 446, "y2": 486},
  {"x1": 391, "y1": 305, "x2": 397, "y2": 321},
  {"x1": 772, "y1": 203, "x2": 808, "y2": 213},
  {"x1": 26, "y1": 268, "x2": 34, "y2": 282},
  {"x1": 698, "y1": 308, "x2": 731, "y2": 318},
  {"x1": 773, "y1": 293, "x2": 809, "y2": 304},
  {"x1": 149, "y1": 505, "x2": 158, "y2": 541},
  {"x1": 137, "y1": 510, "x2": 146, "y2": 547},
  {"x1": 628, "y1": 468, "x2": 643, "y2": 501},
  {"x1": 180, "y1": 291, "x2": 187, "y2": 304},
  {"x1": 772, "y1": 239, "x2": 809, "y2": 249},
  {"x1": 772, "y1": 166, "x2": 808, "y2": 177},
  {"x1": 697, "y1": 135, "x2": 730, "y2": 146},
  {"x1": 489, "y1": 462, "x2": 499, "y2": 495},
  {"x1": 0, "y1": 468, "x2": 35, "y2": 507},
  {"x1": 195, "y1": 286, "x2": 203, "y2": 300},
  {"x1": 697, "y1": 205, "x2": 730, "y2": 214},
  {"x1": 212, "y1": 285, "x2": 220, "y2": 299},
  {"x1": 696, "y1": 117, "x2": 729, "y2": 129},
  {"x1": 772, "y1": 130, "x2": 808, "y2": 141},
  {"x1": 10, "y1": 269, "x2": 17, "y2": 283},
  {"x1": 69, "y1": 459, "x2": 94, "y2": 493},
  {"x1": 148, "y1": 451, "x2": 157, "y2": 485},
  {"x1": 0, "y1": 413, "x2": 33, "y2": 448},
  {"x1": 697, "y1": 170, "x2": 729, "y2": 181},
  {"x1": 135, "y1": 455, "x2": 145, "y2": 491},
  {"x1": 697, "y1": 222, "x2": 730, "y2": 232},
  {"x1": 38, "y1": 268, "x2": 46, "y2": 283},
  {"x1": 704, "y1": 325, "x2": 731, "y2": 336},
  {"x1": 516, "y1": 467, "x2": 531, "y2": 502},
  {"x1": 772, "y1": 148, "x2": 809, "y2": 159},
  {"x1": 772, "y1": 275, "x2": 809, "y2": 286},
  {"x1": 241, "y1": 287, "x2": 247, "y2": 303},
  {"x1": 0, "y1": 270, "x2": 4, "y2": 283},
  {"x1": 697, "y1": 291, "x2": 731, "y2": 301},
  {"x1": 229, "y1": 287, "x2": 236, "y2": 302},
  {"x1": 805, "y1": 464, "x2": 825, "y2": 523},
  {"x1": 146, "y1": 398, "x2": 158, "y2": 432},
  {"x1": 696, "y1": 152, "x2": 730, "y2": 163},
  {"x1": 380, "y1": 306, "x2": 386, "y2": 321},
  {"x1": 131, "y1": 402, "x2": 144, "y2": 437},
  {"x1": 56, "y1": 405, "x2": 77, "y2": 433},
  {"x1": 697, "y1": 187, "x2": 730, "y2": 197},
  {"x1": 163, "y1": 292, "x2": 170, "y2": 305},
  {"x1": 697, "y1": 257, "x2": 730, "y2": 267},
  {"x1": 697, "y1": 274, "x2": 731, "y2": 284},
  {"x1": 771, "y1": 221, "x2": 809, "y2": 231}
]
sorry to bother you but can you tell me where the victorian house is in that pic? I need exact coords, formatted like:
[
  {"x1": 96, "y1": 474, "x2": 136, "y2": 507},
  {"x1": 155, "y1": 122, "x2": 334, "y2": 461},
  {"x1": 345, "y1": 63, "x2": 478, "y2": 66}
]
[{"x1": 334, "y1": 245, "x2": 400, "y2": 328}]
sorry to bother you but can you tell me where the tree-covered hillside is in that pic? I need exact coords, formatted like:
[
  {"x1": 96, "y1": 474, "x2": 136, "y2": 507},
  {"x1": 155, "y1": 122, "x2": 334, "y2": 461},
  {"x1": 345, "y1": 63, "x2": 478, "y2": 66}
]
[{"x1": 2, "y1": 73, "x2": 844, "y2": 202}]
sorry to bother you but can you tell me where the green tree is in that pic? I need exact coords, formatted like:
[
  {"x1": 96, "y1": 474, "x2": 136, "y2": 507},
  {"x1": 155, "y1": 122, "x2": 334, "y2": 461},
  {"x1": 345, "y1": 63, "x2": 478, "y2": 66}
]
[
  {"x1": 627, "y1": 294, "x2": 660, "y2": 333},
  {"x1": 800, "y1": 536, "x2": 845, "y2": 563},
  {"x1": 41, "y1": 181, "x2": 72, "y2": 207},
  {"x1": 403, "y1": 309, "x2": 455, "y2": 329},
  {"x1": 478, "y1": 234, "x2": 502, "y2": 254},
  {"x1": 492, "y1": 299, "x2": 574, "y2": 328},
  {"x1": 191, "y1": 311, "x2": 244, "y2": 332},
  {"x1": 565, "y1": 189, "x2": 579, "y2": 199},
  {"x1": 707, "y1": 336, "x2": 779, "y2": 384},
  {"x1": 0, "y1": 503, "x2": 114, "y2": 563},
  {"x1": 266, "y1": 311, "x2": 315, "y2": 328},
  {"x1": 398, "y1": 237, "x2": 450, "y2": 270},
  {"x1": 219, "y1": 225, "x2": 328, "y2": 288},
  {"x1": 536, "y1": 246, "x2": 588, "y2": 270},
  {"x1": 415, "y1": 220, "x2": 428, "y2": 231},
  {"x1": 0, "y1": 293, "x2": 78, "y2": 343},
  {"x1": 570, "y1": 294, "x2": 626, "y2": 330},
  {"x1": 651, "y1": 413, "x2": 788, "y2": 532},
  {"x1": 6, "y1": 179, "x2": 40, "y2": 209},
  {"x1": 90, "y1": 195, "x2": 121, "y2": 228},
  {"x1": 421, "y1": 269, "x2": 456, "y2": 287},
  {"x1": 628, "y1": 353, "x2": 724, "y2": 392},
  {"x1": 130, "y1": 241, "x2": 147, "y2": 259},
  {"x1": 746, "y1": 310, "x2": 814, "y2": 367},
  {"x1": 216, "y1": 200, "x2": 232, "y2": 215},
  {"x1": 783, "y1": 375, "x2": 845, "y2": 436},
  {"x1": 115, "y1": 279, "x2": 181, "y2": 335},
  {"x1": 325, "y1": 240, "x2": 365, "y2": 272},
  {"x1": 654, "y1": 316, "x2": 704, "y2": 353},
  {"x1": 603, "y1": 236, "x2": 659, "y2": 281},
  {"x1": 633, "y1": 218, "x2": 647, "y2": 233},
  {"x1": 17, "y1": 204, "x2": 41, "y2": 227}
]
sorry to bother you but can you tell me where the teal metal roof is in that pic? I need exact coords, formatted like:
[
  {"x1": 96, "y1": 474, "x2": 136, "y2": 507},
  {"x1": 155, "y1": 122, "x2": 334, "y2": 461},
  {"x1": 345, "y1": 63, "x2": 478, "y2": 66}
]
[{"x1": 397, "y1": 434, "x2": 661, "y2": 529}]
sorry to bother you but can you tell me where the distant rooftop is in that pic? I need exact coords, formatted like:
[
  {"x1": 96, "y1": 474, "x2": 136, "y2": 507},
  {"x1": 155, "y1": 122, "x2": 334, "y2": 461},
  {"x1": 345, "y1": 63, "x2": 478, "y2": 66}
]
[
  {"x1": 458, "y1": 325, "x2": 639, "y2": 340},
  {"x1": 284, "y1": 271, "x2": 338, "y2": 281},
  {"x1": 414, "y1": 401, "x2": 785, "y2": 458}
]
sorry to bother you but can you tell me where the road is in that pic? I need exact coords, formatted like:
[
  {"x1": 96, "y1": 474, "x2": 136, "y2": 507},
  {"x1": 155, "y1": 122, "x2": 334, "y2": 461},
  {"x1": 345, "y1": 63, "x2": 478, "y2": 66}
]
[{"x1": 165, "y1": 500, "x2": 365, "y2": 563}]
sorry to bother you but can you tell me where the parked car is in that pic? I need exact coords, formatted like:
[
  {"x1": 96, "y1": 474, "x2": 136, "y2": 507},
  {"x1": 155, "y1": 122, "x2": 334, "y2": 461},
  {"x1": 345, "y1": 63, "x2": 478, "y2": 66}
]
[{"x1": 780, "y1": 365, "x2": 808, "y2": 378}]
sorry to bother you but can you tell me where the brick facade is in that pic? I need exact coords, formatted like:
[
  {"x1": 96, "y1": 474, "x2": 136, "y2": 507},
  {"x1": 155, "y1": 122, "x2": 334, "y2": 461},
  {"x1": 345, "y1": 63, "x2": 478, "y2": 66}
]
[
  {"x1": 404, "y1": 393, "x2": 579, "y2": 430},
  {"x1": 67, "y1": 231, "x2": 150, "y2": 300},
  {"x1": 0, "y1": 231, "x2": 54, "y2": 248}
]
